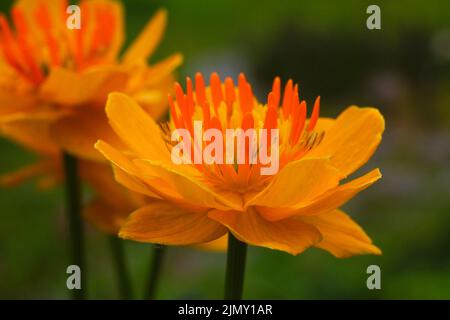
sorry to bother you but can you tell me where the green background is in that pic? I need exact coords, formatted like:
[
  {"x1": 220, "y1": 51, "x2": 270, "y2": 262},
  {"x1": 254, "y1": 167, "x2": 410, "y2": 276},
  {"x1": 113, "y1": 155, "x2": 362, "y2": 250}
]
[{"x1": 1, "y1": 0, "x2": 450, "y2": 299}]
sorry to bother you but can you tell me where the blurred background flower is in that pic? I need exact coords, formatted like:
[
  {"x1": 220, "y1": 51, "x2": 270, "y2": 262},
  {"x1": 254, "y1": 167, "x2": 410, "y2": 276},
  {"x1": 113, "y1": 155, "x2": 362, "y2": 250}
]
[{"x1": 0, "y1": 0, "x2": 449, "y2": 299}]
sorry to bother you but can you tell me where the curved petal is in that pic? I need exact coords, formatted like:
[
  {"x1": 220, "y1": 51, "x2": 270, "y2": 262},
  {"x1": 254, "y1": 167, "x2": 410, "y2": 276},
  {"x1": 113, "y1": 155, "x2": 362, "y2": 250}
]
[
  {"x1": 112, "y1": 165, "x2": 161, "y2": 199},
  {"x1": 122, "y1": 9, "x2": 167, "y2": 64},
  {"x1": 95, "y1": 140, "x2": 180, "y2": 201},
  {"x1": 105, "y1": 92, "x2": 171, "y2": 162},
  {"x1": 306, "y1": 106, "x2": 385, "y2": 177},
  {"x1": 258, "y1": 168, "x2": 382, "y2": 221},
  {"x1": 300, "y1": 209, "x2": 381, "y2": 258},
  {"x1": 51, "y1": 109, "x2": 125, "y2": 161},
  {"x1": 119, "y1": 201, "x2": 227, "y2": 245},
  {"x1": 208, "y1": 208, "x2": 322, "y2": 255},
  {"x1": 40, "y1": 66, "x2": 129, "y2": 106},
  {"x1": 314, "y1": 117, "x2": 335, "y2": 132},
  {"x1": 1, "y1": 115, "x2": 59, "y2": 155},
  {"x1": 143, "y1": 53, "x2": 183, "y2": 87},
  {"x1": 245, "y1": 158, "x2": 342, "y2": 209},
  {"x1": 0, "y1": 89, "x2": 36, "y2": 117},
  {"x1": 133, "y1": 159, "x2": 243, "y2": 211}
]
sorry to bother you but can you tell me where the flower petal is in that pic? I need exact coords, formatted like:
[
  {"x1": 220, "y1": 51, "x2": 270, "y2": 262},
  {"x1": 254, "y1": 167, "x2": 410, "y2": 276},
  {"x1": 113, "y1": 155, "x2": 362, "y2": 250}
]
[
  {"x1": 40, "y1": 66, "x2": 129, "y2": 106},
  {"x1": 143, "y1": 53, "x2": 183, "y2": 87},
  {"x1": 94, "y1": 140, "x2": 178, "y2": 200},
  {"x1": 306, "y1": 106, "x2": 385, "y2": 177},
  {"x1": 245, "y1": 158, "x2": 342, "y2": 209},
  {"x1": 1, "y1": 115, "x2": 59, "y2": 155},
  {"x1": 105, "y1": 92, "x2": 171, "y2": 162},
  {"x1": 112, "y1": 165, "x2": 161, "y2": 199},
  {"x1": 51, "y1": 109, "x2": 125, "y2": 161},
  {"x1": 119, "y1": 201, "x2": 227, "y2": 245},
  {"x1": 0, "y1": 90, "x2": 36, "y2": 117},
  {"x1": 300, "y1": 209, "x2": 381, "y2": 257},
  {"x1": 258, "y1": 168, "x2": 381, "y2": 221},
  {"x1": 133, "y1": 159, "x2": 243, "y2": 211},
  {"x1": 122, "y1": 9, "x2": 167, "y2": 64},
  {"x1": 208, "y1": 208, "x2": 322, "y2": 255}
]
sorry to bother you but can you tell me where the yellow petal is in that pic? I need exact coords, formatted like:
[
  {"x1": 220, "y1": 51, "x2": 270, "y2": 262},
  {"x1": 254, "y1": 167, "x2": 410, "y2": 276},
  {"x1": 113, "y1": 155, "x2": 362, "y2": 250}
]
[
  {"x1": 143, "y1": 53, "x2": 183, "y2": 87},
  {"x1": 122, "y1": 9, "x2": 167, "y2": 64},
  {"x1": 307, "y1": 106, "x2": 385, "y2": 177},
  {"x1": 51, "y1": 109, "x2": 125, "y2": 161},
  {"x1": 245, "y1": 158, "x2": 342, "y2": 209},
  {"x1": 134, "y1": 159, "x2": 243, "y2": 211},
  {"x1": 119, "y1": 201, "x2": 227, "y2": 245},
  {"x1": 300, "y1": 209, "x2": 381, "y2": 257},
  {"x1": 112, "y1": 165, "x2": 161, "y2": 199},
  {"x1": 1, "y1": 115, "x2": 59, "y2": 155},
  {"x1": 314, "y1": 117, "x2": 335, "y2": 132},
  {"x1": 208, "y1": 208, "x2": 322, "y2": 255},
  {"x1": 95, "y1": 140, "x2": 181, "y2": 201},
  {"x1": 40, "y1": 66, "x2": 129, "y2": 106},
  {"x1": 258, "y1": 168, "x2": 382, "y2": 221},
  {"x1": 105, "y1": 92, "x2": 171, "y2": 162},
  {"x1": 0, "y1": 90, "x2": 36, "y2": 117}
]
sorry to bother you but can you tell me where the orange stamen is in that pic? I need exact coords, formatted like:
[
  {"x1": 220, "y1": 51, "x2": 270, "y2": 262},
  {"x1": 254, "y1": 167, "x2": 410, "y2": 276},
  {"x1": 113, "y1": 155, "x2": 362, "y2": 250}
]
[
  {"x1": 282, "y1": 79, "x2": 293, "y2": 118},
  {"x1": 186, "y1": 77, "x2": 195, "y2": 118},
  {"x1": 11, "y1": 8, "x2": 43, "y2": 84},
  {"x1": 264, "y1": 106, "x2": 278, "y2": 147},
  {"x1": 291, "y1": 101, "x2": 306, "y2": 144},
  {"x1": 224, "y1": 77, "x2": 235, "y2": 117},
  {"x1": 195, "y1": 72, "x2": 207, "y2": 106},
  {"x1": 307, "y1": 96, "x2": 320, "y2": 131},
  {"x1": 0, "y1": 14, "x2": 25, "y2": 76},
  {"x1": 238, "y1": 73, "x2": 254, "y2": 114},
  {"x1": 272, "y1": 76, "x2": 281, "y2": 108},
  {"x1": 210, "y1": 72, "x2": 223, "y2": 112},
  {"x1": 168, "y1": 95, "x2": 182, "y2": 128},
  {"x1": 34, "y1": 3, "x2": 60, "y2": 66}
]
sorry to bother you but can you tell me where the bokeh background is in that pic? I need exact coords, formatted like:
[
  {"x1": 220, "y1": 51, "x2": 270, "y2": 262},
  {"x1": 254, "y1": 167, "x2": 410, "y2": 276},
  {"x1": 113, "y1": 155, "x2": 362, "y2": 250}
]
[{"x1": 1, "y1": 0, "x2": 450, "y2": 299}]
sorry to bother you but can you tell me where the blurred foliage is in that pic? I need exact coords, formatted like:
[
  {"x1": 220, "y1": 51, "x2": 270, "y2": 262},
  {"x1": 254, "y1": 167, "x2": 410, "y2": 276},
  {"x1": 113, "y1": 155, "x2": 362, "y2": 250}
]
[{"x1": 0, "y1": 0, "x2": 450, "y2": 299}]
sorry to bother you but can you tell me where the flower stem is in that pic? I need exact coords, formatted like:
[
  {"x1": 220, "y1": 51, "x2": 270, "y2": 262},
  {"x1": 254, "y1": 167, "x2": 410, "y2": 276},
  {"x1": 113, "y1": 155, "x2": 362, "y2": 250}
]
[
  {"x1": 109, "y1": 236, "x2": 132, "y2": 299},
  {"x1": 225, "y1": 233, "x2": 248, "y2": 300},
  {"x1": 62, "y1": 152, "x2": 86, "y2": 300},
  {"x1": 145, "y1": 245, "x2": 166, "y2": 300}
]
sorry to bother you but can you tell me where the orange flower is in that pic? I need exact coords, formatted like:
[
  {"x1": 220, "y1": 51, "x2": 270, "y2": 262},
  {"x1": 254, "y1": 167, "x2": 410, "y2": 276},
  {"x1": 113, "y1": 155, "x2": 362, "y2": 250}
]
[
  {"x1": 96, "y1": 73, "x2": 385, "y2": 257},
  {"x1": 0, "y1": 0, "x2": 181, "y2": 235},
  {"x1": 0, "y1": 0, "x2": 181, "y2": 164}
]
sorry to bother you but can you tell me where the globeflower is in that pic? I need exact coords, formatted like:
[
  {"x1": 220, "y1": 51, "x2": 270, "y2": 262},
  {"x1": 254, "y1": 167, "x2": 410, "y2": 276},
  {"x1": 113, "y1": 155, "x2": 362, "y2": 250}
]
[
  {"x1": 0, "y1": 0, "x2": 181, "y2": 232},
  {"x1": 0, "y1": 0, "x2": 182, "y2": 299},
  {"x1": 0, "y1": 0, "x2": 182, "y2": 164},
  {"x1": 96, "y1": 72, "x2": 384, "y2": 258}
]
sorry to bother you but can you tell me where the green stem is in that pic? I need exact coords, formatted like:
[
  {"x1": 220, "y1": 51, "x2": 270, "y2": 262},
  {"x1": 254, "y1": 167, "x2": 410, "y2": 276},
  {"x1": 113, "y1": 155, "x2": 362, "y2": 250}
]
[
  {"x1": 62, "y1": 152, "x2": 86, "y2": 300},
  {"x1": 145, "y1": 245, "x2": 166, "y2": 300},
  {"x1": 109, "y1": 236, "x2": 132, "y2": 299},
  {"x1": 225, "y1": 233, "x2": 248, "y2": 300}
]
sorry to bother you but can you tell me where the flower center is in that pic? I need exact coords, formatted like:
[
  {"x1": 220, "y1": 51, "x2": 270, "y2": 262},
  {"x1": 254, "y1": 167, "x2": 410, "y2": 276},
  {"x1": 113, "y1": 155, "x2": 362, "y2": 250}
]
[
  {"x1": 164, "y1": 73, "x2": 324, "y2": 194},
  {"x1": 0, "y1": 1, "x2": 118, "y2": 88}
]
